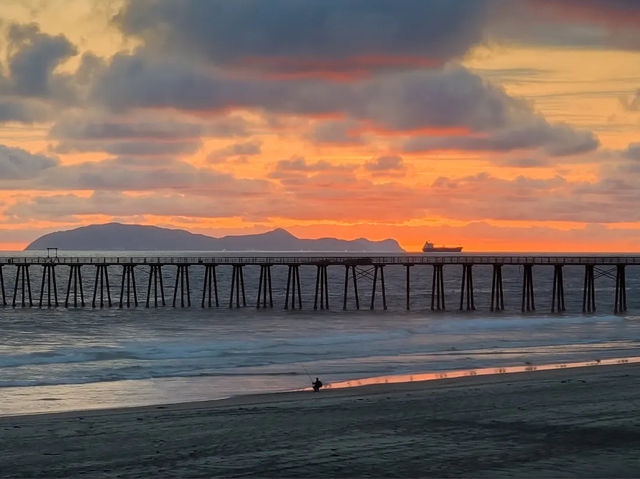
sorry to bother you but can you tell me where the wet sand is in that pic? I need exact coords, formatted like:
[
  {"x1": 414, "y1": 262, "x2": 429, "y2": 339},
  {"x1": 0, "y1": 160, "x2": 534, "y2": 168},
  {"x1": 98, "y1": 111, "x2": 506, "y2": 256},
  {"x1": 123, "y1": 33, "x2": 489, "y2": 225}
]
[{"x1": 2, "y1": 364, "x2": 640, "y2": 478}]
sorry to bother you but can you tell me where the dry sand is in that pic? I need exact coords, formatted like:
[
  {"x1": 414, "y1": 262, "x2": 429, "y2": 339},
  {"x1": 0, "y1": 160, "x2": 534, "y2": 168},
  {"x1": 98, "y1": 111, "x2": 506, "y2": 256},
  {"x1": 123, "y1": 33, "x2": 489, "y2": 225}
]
[{"x1": 1, "y1": 364, "x2": 640, "y2": 478}]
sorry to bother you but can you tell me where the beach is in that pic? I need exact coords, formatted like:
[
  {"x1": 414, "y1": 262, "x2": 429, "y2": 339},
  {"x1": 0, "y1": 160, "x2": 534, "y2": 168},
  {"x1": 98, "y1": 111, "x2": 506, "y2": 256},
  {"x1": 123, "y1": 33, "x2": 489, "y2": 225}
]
[{"x1": 2, "y1": 363, "x2": 640, "y2": 478}]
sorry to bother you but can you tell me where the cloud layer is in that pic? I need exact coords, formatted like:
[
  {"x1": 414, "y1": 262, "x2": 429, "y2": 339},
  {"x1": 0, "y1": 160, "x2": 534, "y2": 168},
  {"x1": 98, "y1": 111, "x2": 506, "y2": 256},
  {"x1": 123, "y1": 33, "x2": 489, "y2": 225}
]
[{"x1": 0, "y1": 0, "x2": 638, "y2": 250}]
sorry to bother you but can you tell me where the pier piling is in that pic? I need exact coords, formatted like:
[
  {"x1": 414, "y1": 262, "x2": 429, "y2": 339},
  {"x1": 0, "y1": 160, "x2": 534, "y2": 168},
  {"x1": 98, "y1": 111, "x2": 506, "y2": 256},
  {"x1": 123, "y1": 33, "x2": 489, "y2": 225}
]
[
  {"x1": 39, "y1": 264, "x2": 58, "y2": 307},
  {"x1": 551, "y1": 265, "x2": 565, "y2": 313},
  {"x1": 490, "y1": 264, "x2": 505, "y2": 311},
  {"x1": 256, "y1": 265, "x2": 273, "y2": 309},
  {"x1": 92, "y1": 265, "x2": 112, "y2": 308},
  {"x1": 119, "y1": 265, "x2": 138, "y2": 308},
  {"x1": 343, "y1": 265, "x2": 360, "y2": 310},
  {"x1": 65, "y1": 265, "x2": 84, "y2": 308},
  {"x1": 405, "y1": 265, "x2": 412, "y2": 310},
  {"x1": 431, "y1": 264, "x2": 445, "y2": 311},
  {"x1": 582, "y1": 265, "x2": 596, "y2": 313},
  {"x1": 12, "y1": 264, "x2": 32, "y2": 307},
  {"x1": 521, "y1": 264, "x2": 535, "y2": 312},
  {"x1": 0, "y1": 266, "x2": 5, "y2": 306},
  {"x1": 285, "y1": 265, "x2": 302, "y2": 310},
  {"x1": 146, "y1": 265, "x2": 165, "y2": 308},
  {"x1": 314, "y1": 264, "x2": 329, "y2": 310},
  {"x1": 614, "y1": 264, "x2": 627, "y2": 314},
  {"x1": 202, "y1": 264, "x2": 220, "y2": 308},
  {"x1": 370, "y1": 265, "x2": 387, "y2": 310},
  {"x1": 459, "y1": 264, "x2": 475, "y2": 311},
  {"x1": 173, "y1": 265, "x2": 191, "y2": 307},
  {"x1": 229, "y1": 265, "x2": 246, "y2": 308}
]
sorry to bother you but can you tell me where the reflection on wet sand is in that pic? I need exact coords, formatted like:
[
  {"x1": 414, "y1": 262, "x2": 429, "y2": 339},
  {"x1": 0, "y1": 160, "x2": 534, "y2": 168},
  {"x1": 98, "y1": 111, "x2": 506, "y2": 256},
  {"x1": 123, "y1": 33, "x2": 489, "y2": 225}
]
[{"x1": 323, "y1": 355, "x2": 640, "y2": 390}]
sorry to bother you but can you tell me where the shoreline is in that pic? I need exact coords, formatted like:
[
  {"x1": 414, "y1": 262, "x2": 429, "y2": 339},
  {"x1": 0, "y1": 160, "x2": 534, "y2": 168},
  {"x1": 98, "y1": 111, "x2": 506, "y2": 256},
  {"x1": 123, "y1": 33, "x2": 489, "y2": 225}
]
[
  {"x1": 2, "y1": 362, "x2": 640, "y2": 477},
  {"x1": 3, "y1": 355, "x2": 640, "y2": 419}
]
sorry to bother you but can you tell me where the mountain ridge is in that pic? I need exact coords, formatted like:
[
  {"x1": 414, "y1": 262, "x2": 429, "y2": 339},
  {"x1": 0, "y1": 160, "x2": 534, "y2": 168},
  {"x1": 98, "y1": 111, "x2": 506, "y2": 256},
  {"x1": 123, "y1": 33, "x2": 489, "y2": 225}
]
[{"x1": 25, "y1": 223, "x2": 404, "y2": 252}]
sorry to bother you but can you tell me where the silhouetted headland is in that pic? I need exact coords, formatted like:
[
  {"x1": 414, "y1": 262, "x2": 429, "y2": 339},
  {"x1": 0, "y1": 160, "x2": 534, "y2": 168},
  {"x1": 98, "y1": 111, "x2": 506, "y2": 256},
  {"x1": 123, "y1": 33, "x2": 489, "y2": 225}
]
[{"x1": 25, "y1": 223, "x2": 404, "y2": 252}]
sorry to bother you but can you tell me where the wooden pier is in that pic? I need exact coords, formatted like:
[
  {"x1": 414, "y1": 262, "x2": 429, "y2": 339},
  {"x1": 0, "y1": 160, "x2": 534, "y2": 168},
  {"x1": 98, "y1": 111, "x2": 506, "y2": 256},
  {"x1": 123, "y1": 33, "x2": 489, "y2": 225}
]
[{"x1": 0, "y1": 254, "x2": 638, "y2": 313}]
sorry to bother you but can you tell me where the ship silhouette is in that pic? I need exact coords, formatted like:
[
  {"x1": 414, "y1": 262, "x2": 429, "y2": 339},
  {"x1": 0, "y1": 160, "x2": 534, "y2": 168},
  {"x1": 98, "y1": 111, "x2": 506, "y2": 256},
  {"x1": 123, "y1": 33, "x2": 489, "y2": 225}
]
[{"x1": 422, "y1": 241, "x2": 463, "y2": 253}]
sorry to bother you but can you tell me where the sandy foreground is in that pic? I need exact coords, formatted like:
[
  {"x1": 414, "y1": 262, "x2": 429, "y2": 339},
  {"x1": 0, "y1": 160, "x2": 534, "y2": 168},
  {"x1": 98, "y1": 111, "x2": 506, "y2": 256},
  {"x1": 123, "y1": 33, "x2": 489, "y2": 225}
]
[{"x1": 1, "y1": 364, "x2": 640, "y2": 478}]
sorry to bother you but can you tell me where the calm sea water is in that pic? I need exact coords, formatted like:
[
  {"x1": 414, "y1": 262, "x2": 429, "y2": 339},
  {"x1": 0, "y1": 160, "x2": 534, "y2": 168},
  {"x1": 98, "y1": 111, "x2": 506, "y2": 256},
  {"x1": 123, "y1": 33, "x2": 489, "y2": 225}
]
[{"x1": 1, "y1": 251, "x2": 639, "y2": 415}]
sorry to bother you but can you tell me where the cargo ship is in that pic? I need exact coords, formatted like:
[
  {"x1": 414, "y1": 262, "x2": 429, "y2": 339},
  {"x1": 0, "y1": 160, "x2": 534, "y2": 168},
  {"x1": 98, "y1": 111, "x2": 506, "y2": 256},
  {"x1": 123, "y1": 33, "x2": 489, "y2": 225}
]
[{"x1": 422, "y1": 241, "x2": 463, "y2": 253}]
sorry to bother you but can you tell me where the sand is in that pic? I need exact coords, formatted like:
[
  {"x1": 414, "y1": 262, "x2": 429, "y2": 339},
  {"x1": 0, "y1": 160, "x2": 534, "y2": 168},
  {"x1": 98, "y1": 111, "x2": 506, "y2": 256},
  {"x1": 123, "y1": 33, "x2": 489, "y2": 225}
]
[{"x1": 2, "y1": 364, "x2": 640, "y2": 478}]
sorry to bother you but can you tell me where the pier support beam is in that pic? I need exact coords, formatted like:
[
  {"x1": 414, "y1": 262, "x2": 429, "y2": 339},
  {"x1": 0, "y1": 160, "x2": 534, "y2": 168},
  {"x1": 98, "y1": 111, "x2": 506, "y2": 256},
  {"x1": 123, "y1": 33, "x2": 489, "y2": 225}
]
[
  {"x1": 39, "y1": 264, "x2": 58, "y2": 308},
  {"x1": 521, "y1": 265, "x2": 535, "y2": 312},
  {"x1": 459, "y1": 264, "x2": 475, "y2": 311},
  {"x1": 343, "y1": 265, "x2": 360, "y2": 310},
  {"x1": 256, "y1": 265, "x2": 273, "y2": 309},
  {"x1": 551, "y1": 265, "x2": 565, "y2": 313},
  {"x1": 202, "y1": 264, "x2": 219, "y2": 308},
  {"x1": 12, "y1": 264, "x2": 32, "y2": 307},
  {"x1": 0, "y1": 266, "x2": 5, "y2": 306},
  {"x1": 370, "y1": 265, "x2": 387, "y2": 310},
  {"x1": 119, "y1": 265, "x2": 138, "y2": 308},
  {"x1": 65, "y1": 265, "x2": 84, "y2": 308},
  {"x1": 92, "y1": 265, "x2": 112, "y2": 308},
  {"x1": 314, "y1": 264, "x2": 329, "y2": 310},
  {"x1": 229, "y1": 265, "x2": 246, "y2": 308},
  {"x1": 405, "y1": 265, "x2": 412, "y2": 310},
  {"x1": 431, "y1": 264, "x2": 445, "y2": 311},
  {"x1": 614, "y1": 264, "x2": 627, "y2": 314},
  {"x1": 285, "y1": 265, "x2": 302, "y2": 310},
  {"x1": 582, "y1": 264, "x2": 596, "y2": 313},
  {"x1": 173, "y1": 265, "x2": 191, "y2": 307},
  {"x1": 146, "y1": 265, "x2": 165, "y2": 308},
  {"x1": 490, "y1": 264, "x2": 505, "y2": 311}
]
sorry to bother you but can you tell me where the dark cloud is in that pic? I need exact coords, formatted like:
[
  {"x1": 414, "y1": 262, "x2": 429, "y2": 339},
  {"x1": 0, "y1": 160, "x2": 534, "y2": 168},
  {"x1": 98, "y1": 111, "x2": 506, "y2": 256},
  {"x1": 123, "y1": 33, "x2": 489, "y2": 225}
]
[
  {"x1": 310, "y1": 120, "x2": 361, "y2": 145},
  {"x1": 489, "y1": 0, "x2": 640, "y2": 50},
  {"x1": 495, "y1": 157, "x2": 549, "y2": 168},
  {"x1": 39, "y1": 156, "x2": 268, "y2": 191},
  {"x1": 4, "y1": 191, "x2": 268, "y2": 222},
  {"x1": 364, "y1": 156, "x2": 405, "y2": 171},
  {"x1": 403, "y1": 120, "x2": 598, "y2": 156},
  {"x1": 208, "y1": 140, "x2": 262, "y2": 162},
  {"x1": 49, "y1": 116, "x2": 205, "y2": 156},
  {"x1": 48, "y1": 114, "x2": 256, "y2": 157},
  {"x1": 4, "y1": 23, "x2": 77, "y2": 98},
  {"x1": 5, "y1": 190, "x2": 267, "y2": 221},
  {"x1": 53, "y1": 139, "x2": 201, "y2": 156},
  {"x1": 0, "y1": 144, "x2": 58, "y2": 179},
  {"x1": 623, "y1": 142, "x2": 640, "y2": 160},
  {"x1": 421, "y1": 172, "x2": 640, "y2": 223},
  {"x1": 117, "y1": 0, "x2": 488, "y2": 74},
  {"x1": 90, "y1": 52, "x2": 352, "y2": 115},
  {"x1": 92, "y1": 55, "x2": 596, "y2": 156},
  {"x1": 0, "y1": 99, "x2": 50, "y2": 123},
  {"x1": 50, "y1": 116, "x2": 205, "y2": 140},
  {"x1": 274, "y1": 156, "x2": 337, "y2": 172}
]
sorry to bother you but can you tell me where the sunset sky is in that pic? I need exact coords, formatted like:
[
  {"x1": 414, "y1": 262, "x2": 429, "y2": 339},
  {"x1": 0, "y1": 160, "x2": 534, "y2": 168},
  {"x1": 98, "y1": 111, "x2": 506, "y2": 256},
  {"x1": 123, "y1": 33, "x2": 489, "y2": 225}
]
[{"x1": 0, "y1": 0, "x2": 639, "y2": 251}]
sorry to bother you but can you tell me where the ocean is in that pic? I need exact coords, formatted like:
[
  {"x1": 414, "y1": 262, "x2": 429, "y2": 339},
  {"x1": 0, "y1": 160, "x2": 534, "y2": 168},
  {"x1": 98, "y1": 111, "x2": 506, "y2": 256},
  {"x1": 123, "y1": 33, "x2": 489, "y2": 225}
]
[{"x1": 1, "y1": 252, "x2": 639, "y2": 416}]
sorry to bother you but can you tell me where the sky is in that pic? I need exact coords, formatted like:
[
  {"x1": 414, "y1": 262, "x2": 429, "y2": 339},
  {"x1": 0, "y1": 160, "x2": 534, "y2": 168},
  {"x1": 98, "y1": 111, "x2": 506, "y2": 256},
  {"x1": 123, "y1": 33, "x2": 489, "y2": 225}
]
[{"x1": 0, "y1": 0, "x2": 639, "y2": 252}]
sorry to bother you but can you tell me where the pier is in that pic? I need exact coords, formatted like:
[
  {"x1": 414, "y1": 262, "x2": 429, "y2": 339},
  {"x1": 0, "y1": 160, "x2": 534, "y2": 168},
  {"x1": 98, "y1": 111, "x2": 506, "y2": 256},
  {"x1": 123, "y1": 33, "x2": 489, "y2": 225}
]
[{"x1": 0, "y1": 254, "x2": 638, "y2": 313}]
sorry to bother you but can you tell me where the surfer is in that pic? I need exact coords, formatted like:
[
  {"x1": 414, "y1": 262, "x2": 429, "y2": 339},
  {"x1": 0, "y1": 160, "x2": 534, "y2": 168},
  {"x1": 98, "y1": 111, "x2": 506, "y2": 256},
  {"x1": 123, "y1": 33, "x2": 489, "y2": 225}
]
[{"x1": 312, "y1": 377, "x2": 323, "y2": 392}]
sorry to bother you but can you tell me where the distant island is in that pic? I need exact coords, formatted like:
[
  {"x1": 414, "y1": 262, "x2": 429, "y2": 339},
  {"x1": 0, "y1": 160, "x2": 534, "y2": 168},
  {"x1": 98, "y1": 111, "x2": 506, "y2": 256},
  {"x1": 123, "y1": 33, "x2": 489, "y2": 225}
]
[{"x1": 25, "y1": 223, "x2": 404, "y2": 252}]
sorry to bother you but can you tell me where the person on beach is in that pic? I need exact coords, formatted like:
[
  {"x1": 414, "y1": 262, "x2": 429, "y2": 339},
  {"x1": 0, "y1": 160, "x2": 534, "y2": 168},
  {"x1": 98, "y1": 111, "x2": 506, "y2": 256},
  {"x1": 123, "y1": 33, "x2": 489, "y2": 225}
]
[{"x1": 312, "y1": 377, "x2": 323, "y2": 392}]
